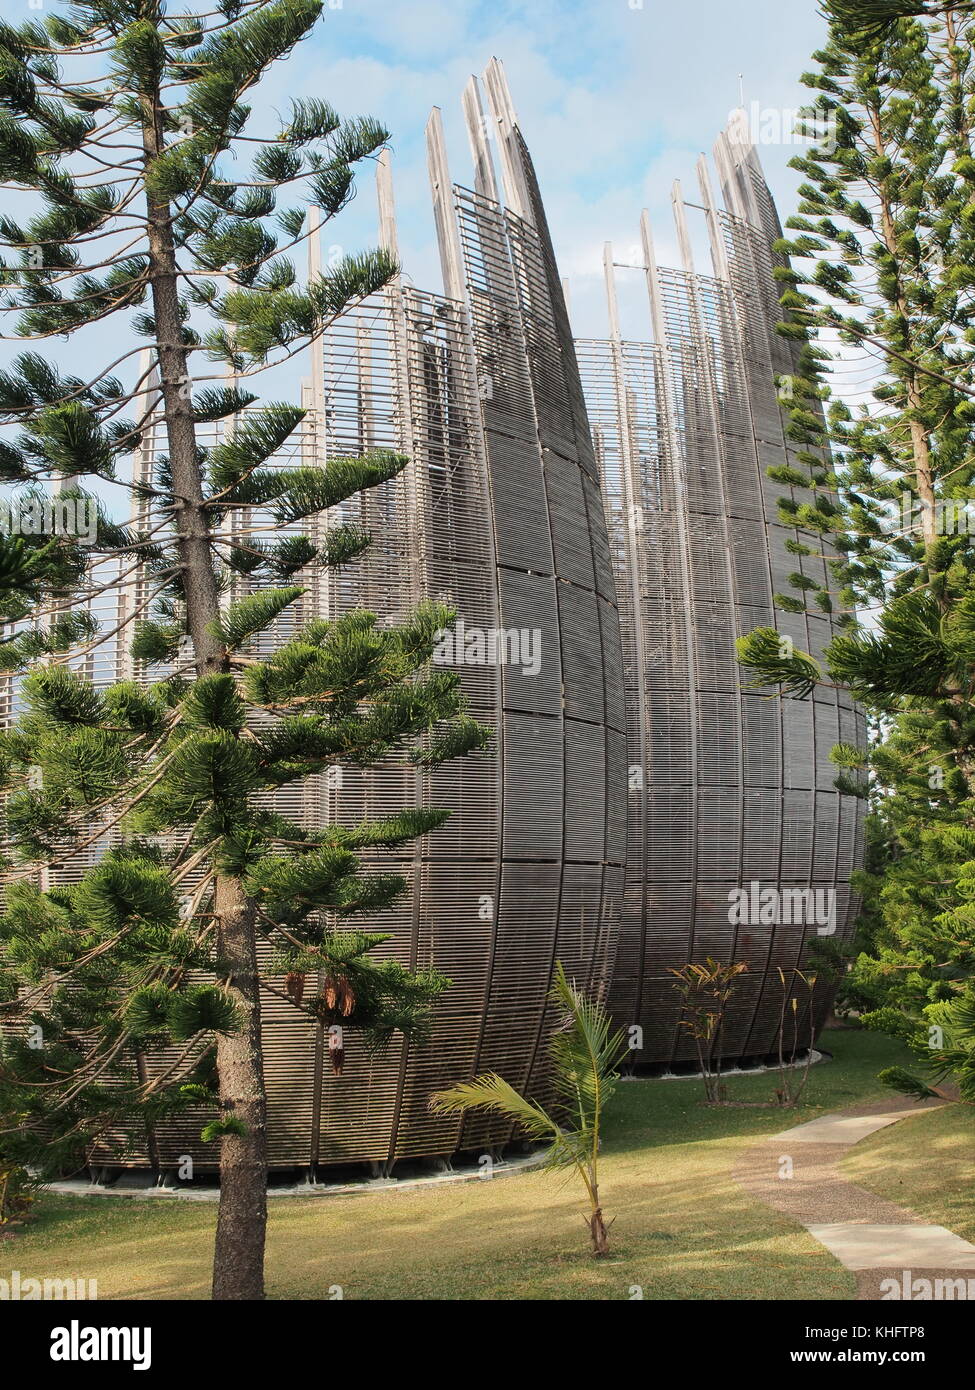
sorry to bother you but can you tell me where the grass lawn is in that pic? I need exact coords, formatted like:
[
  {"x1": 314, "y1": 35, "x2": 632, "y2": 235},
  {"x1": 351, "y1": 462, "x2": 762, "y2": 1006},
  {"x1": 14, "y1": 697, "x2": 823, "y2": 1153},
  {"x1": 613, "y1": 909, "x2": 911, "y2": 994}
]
[
  {"x1": 3, "y1": 1028, "x2": 923, "y2": 1301},
  {"x1": 842, "y1": 1099, "x2": 975, "y2": 1243}
]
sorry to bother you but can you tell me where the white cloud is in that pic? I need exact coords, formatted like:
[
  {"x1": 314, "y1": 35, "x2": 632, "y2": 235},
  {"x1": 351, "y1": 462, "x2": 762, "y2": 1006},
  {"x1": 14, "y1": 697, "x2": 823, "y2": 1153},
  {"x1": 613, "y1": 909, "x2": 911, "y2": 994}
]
[
  {"x1": 0, "y1": 2, "x2": 830, "y2": 401},
  {"x1": 303, "y1": 0, "x2": 829, "y2": 336}
]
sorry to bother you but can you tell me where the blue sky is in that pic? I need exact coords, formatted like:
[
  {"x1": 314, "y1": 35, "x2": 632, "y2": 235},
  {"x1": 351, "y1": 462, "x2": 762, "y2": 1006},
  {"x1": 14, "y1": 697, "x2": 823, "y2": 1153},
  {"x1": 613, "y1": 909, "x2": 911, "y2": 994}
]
[
  {"x1": 1, "y1": 1, "x2": 832, "y2": 441},
  {"x1": 276, "y1": 0, "x2": 830, "y2": 340}
]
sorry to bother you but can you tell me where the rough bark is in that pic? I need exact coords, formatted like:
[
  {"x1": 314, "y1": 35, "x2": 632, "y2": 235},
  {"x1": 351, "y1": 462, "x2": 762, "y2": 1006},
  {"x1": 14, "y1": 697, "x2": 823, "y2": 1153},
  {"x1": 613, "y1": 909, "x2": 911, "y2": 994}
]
[
  {"x1": 868, "y1": 108, "x2": 937, "y2": 553},
  {"x1": 211, "y1": 880, "x2": 268, "y2": 1301},
  {"x1": 141, "y1": 48, "x2": 269, "y2": 1300}
]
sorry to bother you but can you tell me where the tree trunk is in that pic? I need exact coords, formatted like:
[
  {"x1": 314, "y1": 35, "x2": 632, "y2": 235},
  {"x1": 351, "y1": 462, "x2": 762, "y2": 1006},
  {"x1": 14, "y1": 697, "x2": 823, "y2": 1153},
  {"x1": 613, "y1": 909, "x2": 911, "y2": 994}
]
[
  {"x1": 589, "y1": 1204, "x2": 610, "y2": 1257},
  {"x1": 211, "y1": 879, "x2": 268, "y2": 1300},
  {"x1": 140, "y1": 48, "x2": 269, "y2": 1300},
  {"x1": 868, "y1": 109, "x2": 937, "y2": 553}
]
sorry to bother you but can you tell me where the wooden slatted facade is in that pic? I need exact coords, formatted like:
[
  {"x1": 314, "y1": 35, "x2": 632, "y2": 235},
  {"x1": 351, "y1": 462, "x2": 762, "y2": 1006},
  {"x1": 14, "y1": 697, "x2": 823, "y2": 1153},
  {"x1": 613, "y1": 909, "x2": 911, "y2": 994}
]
[
  {"x1": 2, "y1": 79, "x2": 865, "y2": 1180},
  {"x1": 575, "y1": 117, "x2": 865, "y2": 1070},
  {"x1": 55, "y1": 62, "x2": 627, "y2": 1174}
]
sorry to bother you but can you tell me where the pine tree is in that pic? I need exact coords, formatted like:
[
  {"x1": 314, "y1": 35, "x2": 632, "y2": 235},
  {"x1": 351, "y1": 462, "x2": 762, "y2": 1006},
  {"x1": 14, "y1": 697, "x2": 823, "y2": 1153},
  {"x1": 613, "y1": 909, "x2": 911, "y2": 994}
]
[
  {"x1": 737, "y1": 5, "x2": 975, "y2": 1104},
  {"x1": 0, "y1": 1, "x2": 488, "y2": 1299},
  {"x1": 827, "y1": 1, "x2": 975, "y2": 39},
  {"x1": 840, "y1": 735, "x2": 975, "y2": 1102}
]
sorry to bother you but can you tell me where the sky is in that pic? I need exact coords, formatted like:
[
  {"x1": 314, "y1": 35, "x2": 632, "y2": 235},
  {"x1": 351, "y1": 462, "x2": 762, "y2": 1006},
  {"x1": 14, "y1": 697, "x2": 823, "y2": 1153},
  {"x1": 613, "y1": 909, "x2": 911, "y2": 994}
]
[
  {"x1": 0, "y1": 0, "x2": 834, "y2": 504},
  {"x1": 276, "y1": 0, "x2": 831, "y2": 341}
]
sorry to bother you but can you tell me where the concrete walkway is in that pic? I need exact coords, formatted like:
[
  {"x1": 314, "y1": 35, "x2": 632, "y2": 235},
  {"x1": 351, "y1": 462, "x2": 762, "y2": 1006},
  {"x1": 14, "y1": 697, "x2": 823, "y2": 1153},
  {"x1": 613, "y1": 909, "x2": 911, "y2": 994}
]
[{"x1": 735, "y1": 1098, "x2": 975, "y2": 1299}]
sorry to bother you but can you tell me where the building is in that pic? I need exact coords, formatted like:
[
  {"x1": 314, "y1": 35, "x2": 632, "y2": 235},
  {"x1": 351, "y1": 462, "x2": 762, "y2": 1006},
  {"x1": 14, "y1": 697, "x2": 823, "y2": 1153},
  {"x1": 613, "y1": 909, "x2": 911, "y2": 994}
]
[
  {"x1": 575, "y1": 114, "x2": 865, "y2": 1070},
  {"x1": 6, "y1": 67, "x2": 863, "y2": 1178},
  {"x1": 94, "y1": 61, "x2": 628, "y2": 1176}
]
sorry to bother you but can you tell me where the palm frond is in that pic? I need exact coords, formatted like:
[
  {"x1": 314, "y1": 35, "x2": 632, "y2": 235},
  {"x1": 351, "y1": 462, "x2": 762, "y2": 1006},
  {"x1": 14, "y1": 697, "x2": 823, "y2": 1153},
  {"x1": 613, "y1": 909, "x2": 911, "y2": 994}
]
[
  {"x1": 548, "y1": 963, "x2": 628, "y2": 1110},
  {"x1": 430, "y1": 1073, "x2": 561, "y2": 1146}
]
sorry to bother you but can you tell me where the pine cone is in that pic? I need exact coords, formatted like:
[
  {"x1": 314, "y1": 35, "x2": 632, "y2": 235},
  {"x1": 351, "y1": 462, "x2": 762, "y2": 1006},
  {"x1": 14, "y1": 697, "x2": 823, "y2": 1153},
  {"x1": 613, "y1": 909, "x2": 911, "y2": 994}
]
[
  {"x1": 323, "y1": 974, "x2": 356, "y2": 1017},
  {"x1": 340, "y1": 978, "x2": 356, "y2": 1017},
  {"x1": 285, "y1": 971, "x2": 306, "y2": 1006}
]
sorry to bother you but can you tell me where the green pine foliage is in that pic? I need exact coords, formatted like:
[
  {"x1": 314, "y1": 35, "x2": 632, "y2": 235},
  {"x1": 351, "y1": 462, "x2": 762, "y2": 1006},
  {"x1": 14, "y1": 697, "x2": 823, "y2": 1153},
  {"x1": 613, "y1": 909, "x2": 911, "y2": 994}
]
[
  {"x1": 739, "y1": 5, "x2": 975, "y2": 1104},
  {"x1": 0, "y1": 0, "x2": 490, "y2": 1296},
  {"x1": 823, "y1": 2, "x2": 975, "y2": 40}
]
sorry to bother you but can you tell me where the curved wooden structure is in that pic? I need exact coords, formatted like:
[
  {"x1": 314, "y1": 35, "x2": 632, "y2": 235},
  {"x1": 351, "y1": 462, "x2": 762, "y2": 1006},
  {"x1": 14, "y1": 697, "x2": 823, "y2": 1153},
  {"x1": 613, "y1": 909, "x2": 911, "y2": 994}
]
[
  {"x1": 10, "y1": 81, "x2": 865, "y2": 1180},
  {"x1": 574, "y1": 117, "x2": 865, "y2": 1070},
  {"x1": 83, "y1": 62, "x2": 627, "y2": 1174}
]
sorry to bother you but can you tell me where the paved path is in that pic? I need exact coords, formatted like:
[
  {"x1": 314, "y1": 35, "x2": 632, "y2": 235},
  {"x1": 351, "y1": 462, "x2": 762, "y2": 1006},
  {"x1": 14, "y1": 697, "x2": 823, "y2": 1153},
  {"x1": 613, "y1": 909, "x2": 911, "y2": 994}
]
[{"x1": 735, "y1": 1098, "x2": 975, "y2": 1299}]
